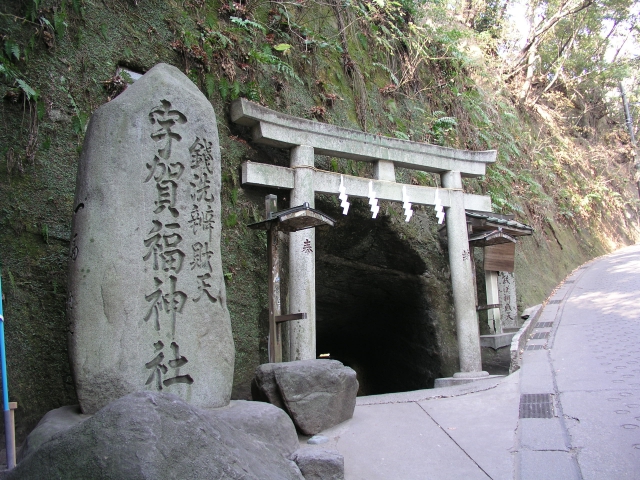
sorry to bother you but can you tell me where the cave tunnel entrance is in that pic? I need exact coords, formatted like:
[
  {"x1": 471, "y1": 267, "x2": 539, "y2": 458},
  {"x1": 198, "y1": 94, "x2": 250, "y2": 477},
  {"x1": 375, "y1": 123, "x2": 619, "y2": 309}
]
[{"x1": 315, "y1": 198, "x2": 443, "y2": 396}]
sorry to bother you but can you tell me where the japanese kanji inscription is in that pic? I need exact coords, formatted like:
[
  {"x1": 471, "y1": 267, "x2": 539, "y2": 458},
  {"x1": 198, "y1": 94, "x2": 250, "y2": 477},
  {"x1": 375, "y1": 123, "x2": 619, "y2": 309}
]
[{"x1": 67, "y1": 63, "x2": 234, "y2": 414}]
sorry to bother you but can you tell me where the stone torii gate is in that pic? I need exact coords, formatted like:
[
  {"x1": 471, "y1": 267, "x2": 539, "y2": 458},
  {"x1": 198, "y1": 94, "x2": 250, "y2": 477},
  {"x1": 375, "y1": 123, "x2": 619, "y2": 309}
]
[{"x1": 232, "y1": 98, "x2": 497, "y2": 379}]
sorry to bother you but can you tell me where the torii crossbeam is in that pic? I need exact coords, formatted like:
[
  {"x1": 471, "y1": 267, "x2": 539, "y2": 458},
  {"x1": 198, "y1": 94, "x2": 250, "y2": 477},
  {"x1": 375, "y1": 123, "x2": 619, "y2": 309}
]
[{"x1": 232, "y1": 98, "x2": 497, "y2": 379}]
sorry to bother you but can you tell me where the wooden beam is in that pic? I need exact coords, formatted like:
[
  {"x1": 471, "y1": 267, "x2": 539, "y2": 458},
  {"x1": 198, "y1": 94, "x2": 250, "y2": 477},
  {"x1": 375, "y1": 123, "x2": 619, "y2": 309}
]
[
  {"x1": 266, "y1": 195, "x2": 282, "y2": 363},
  {"x1": 275, "y1": 313, "x2": 308, "y2": 323},
  {"x1": 477, "y1": 304, "x2": 501, "y2": 311}
]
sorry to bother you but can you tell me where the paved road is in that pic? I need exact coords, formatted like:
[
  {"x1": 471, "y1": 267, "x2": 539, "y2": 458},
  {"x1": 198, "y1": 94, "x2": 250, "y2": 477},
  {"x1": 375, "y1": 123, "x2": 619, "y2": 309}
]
[
  {"x1": 313, "y1": 244, "x2": 640, "y2": 479},
  {"x1": 518, "y1": 243, "x2": 640, "y2": 479}
]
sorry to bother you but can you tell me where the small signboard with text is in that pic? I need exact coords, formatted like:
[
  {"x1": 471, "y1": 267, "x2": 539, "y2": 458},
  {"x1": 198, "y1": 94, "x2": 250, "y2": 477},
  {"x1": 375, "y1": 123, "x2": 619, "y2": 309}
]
[{"x1": 484, "y1": 242, "x2": 516, "y2": 272}]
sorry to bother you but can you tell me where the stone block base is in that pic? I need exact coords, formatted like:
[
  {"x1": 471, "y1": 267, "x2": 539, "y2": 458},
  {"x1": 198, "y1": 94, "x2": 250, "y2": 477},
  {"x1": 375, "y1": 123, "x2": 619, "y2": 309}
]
[{"x1": 480, "y1": 333, "x2": 516, "y2": 350}]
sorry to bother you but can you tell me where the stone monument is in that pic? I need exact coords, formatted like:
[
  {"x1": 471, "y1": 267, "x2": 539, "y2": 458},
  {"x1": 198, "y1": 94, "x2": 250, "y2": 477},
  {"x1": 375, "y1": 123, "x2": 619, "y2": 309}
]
[
  {"x1": 498, "y1": 272, "x2": 519, "y2": 329},
  {"x1": 67, "y1": 63, "x2": 235, "y2": 414}
]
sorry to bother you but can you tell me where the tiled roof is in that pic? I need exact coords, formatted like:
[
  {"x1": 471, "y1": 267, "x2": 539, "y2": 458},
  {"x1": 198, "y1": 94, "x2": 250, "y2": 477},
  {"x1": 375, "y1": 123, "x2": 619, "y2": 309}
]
[{"x1": 466, "y1": 211, "x2": 534, "y2": 233}]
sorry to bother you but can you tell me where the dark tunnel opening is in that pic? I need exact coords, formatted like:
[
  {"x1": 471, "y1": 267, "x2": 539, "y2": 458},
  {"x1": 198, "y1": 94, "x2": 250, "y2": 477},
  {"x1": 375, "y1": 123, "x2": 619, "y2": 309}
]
[{"x1": 315, "y1": 198, "x2": 443, "y2": 396}]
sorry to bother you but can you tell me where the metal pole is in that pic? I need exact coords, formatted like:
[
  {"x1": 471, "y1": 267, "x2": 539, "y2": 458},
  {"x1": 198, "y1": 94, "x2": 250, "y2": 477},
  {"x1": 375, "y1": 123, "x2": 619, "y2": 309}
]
[{"x1": 0, "y1": 270, "x2": 16, "y2": 469}]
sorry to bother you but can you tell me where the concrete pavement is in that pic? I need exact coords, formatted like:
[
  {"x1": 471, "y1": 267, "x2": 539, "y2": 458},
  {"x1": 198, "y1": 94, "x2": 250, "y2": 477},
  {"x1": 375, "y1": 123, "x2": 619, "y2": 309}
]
[
  {"x1": 519, "y1": 243, "x2": 640, "y2": 479},
  {"x1": 307, "y1": 244, "x2": 640, "y2": 479},
  {"x1": 319, "y1": 375, "x2": 518, "y2": 479}
]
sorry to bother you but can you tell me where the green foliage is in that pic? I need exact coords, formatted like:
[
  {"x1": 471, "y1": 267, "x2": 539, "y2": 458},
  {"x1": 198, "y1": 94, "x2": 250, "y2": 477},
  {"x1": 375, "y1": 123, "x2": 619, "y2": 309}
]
[
  {"x1": 393, "y1": 130, "x2": 410, "y2": 140},
  {"x1": 53, "y1": 6, "x2": 68, "y2": 37},
  {"x1": 208, "y1": 30, "x2": 233, "y2": 49},
  {"x1": 373, "y1": 62, "x2": 399, "y2": 86},
  {"x1": 426, "y1": 112, "x2": 458, "y2": 146},
  {"x1": 225, "y1": 213, "x2": 238, "y2": 228},
  {"x1": 248, "y1": 45, "x2": 302, "y2": 84},
  {"x1": 243, "y1": 81, "x2": 261, "y2": 102},
  {"x1": 268, "y1": 4, "x2": 339, "y2": 54},
  {"x1": 1, "y1": 41, "x2": 39, "y2": 102},
  {"x1": 204, "y1": 73, "x2": 216, "y2": 98},
  {"x1": 273, "y1": 43, "x2": 292, "y2": 54},
  {"x1": 25, "y1": 0, "x2": 43, "y2": 22},
  {"x1": 71, "y1": 0, "x2": 84, "y2": 16},
  {"x1": 4, "y1": 40, "x2": 20, "y2": 61},
  {"x1": 348, "y1": 0, "x2": 472, "y2": 96},
  {"x1": 217, "y1": 77, "x2": 242, "y2": 101},
  {"x1": 71, "y1": 113, "x2": 88, "y2": 136},
  {"x1": 470, "y1": 0, "x2": 509, "y2": 37},
  {"x1": 59, "y1": 79, "x2": 87, "y2": 136},
  {"x1": 16, "y1": 79, "x2": 38, "y2": 101},
  {"x1": 230, "y1": 16, "x2": 266, "y2": 35},
  {"x1": 119, "y1": 70, "x2": 134, "y2": 84}
]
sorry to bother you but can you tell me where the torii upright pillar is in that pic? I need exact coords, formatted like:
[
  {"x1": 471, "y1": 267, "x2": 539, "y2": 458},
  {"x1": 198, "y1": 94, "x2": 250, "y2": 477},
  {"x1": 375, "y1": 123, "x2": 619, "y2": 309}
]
[
  {"x1": 441, "y1": 171, "x2": 487, "y2": 377},
  {"x1": 287, "y1": 145, "x2": 316, "y2": 360}
]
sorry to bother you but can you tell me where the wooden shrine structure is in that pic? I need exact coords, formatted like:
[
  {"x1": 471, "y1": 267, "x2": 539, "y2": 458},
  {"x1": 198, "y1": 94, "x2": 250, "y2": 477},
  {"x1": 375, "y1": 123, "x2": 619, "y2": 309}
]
[{"x1": 248, "y1": 198, "x2": 335, "y2": 362}]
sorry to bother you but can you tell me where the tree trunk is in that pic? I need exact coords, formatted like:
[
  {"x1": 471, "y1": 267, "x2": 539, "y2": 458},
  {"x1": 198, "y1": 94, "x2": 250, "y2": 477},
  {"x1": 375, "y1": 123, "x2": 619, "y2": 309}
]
[
  {"x1": 619, "y1": 82, "x2": 640, "y2": 198},
  {"x1": 619, "y1": 82, "x2": 636, "y2": 145},
  {"x1": 518, "y1": 40, "x2": 539, "y2": 104}
]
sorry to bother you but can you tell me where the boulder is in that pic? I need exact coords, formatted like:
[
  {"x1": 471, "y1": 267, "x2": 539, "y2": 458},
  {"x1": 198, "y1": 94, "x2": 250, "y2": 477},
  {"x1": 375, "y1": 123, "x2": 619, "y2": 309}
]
[
  {"x1": 253, "y1": 360, "x2": 358, "y2": 435},
  {"x1": 17, "y1": 405, "x2": 91, "y2": 461},
  {"x1": 67, "y1": 62, "x2": 234, "y2": 414},
  {"x1": 291, "y1": 448, "x2": 345, "y2": 480},
  {"x1": 251, "y1": 363, "x2": 285, "y2": 409},
  {"x1": 210, "y1": 400, "x2": 299, "y2": 457},
  {"x1": 9, "y1": 391, "x2": 303, "y2": 480}
]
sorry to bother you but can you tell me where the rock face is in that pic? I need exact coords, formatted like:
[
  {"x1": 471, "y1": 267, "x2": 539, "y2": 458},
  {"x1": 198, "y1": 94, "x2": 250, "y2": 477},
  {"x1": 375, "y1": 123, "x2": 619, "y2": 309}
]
[
  {"x1": 252, "y1": 359, "x2": 358, "y2": 435},
  {"x1": 9, "y1": 392, "x2": 303, "y2": 480},
  {"x1": 67, "y1": 63, "x2": 234, "y2": 414},
  {"x1": 291, "y1": 448, "x2": 345, "y2": 480}
]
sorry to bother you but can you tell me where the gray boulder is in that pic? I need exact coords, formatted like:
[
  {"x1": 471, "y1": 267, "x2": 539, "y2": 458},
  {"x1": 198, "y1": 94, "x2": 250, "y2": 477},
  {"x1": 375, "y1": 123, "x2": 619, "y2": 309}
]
[
  {"x1": 291, "y1": 448, "x2": 345, "y2": 480},
  {"x1": 9, "y1": 391, "x2": 303, "y2": 480},
  {"x1": 17, "y1": 405, "x2": 91, "y2": 461},
  {"x1": 253, "y1": 360, "x2": 358, "y2": 435},
  {"x1": 210, "y1": 400, "x2": 299, "y2": 457},
  {"x1": 252, "y1": 362, "x2": 285, "y2": 409}
]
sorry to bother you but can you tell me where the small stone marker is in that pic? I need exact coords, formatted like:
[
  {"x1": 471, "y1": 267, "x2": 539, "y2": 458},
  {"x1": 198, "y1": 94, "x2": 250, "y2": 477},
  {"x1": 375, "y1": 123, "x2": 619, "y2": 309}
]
[
  {"x1": 67, "y1": 63, "x2": 235, "y2": 414},
  {"x1": 291, "y1": 448, "x2": 345, "y2": 480},
  {"x1": 498, "y1": 272, "x2": 518, "y2": 329}
]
